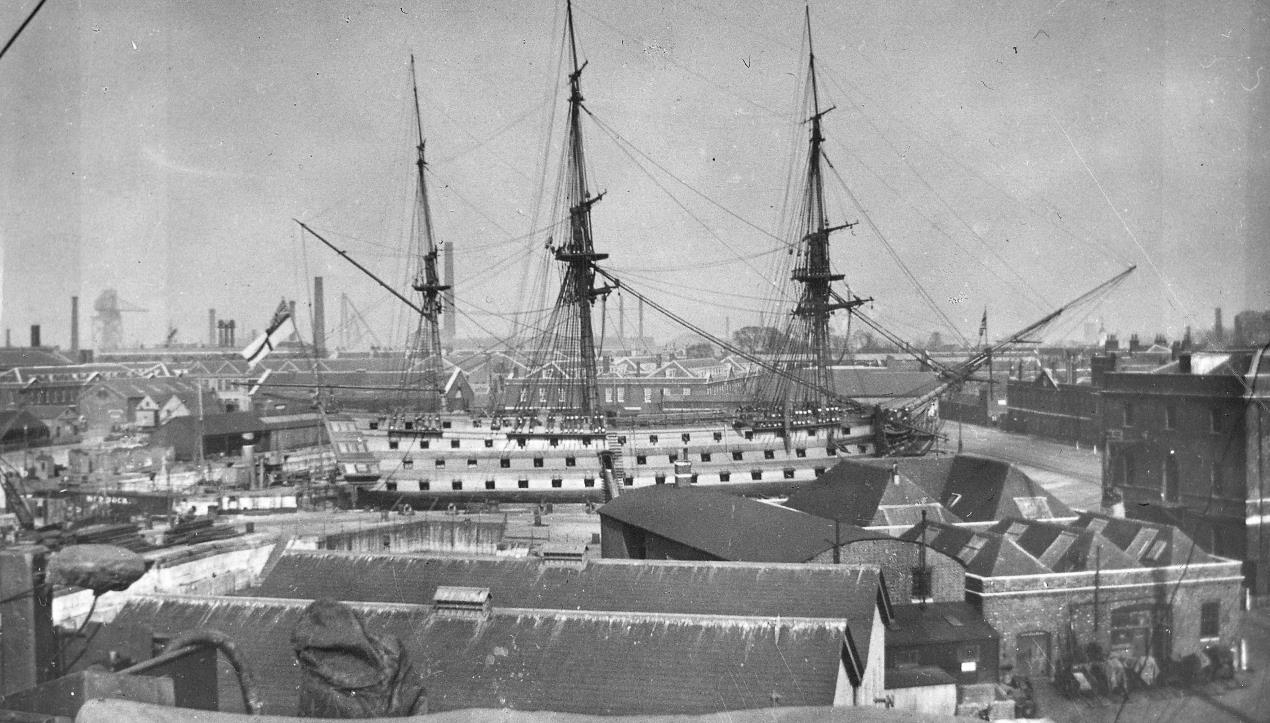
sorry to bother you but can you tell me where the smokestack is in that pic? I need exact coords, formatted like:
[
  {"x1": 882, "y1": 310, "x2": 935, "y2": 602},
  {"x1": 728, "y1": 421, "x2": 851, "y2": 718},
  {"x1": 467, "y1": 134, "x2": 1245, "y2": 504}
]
[
  {"x1": 313, "y1": 277, "x2": 326, "y2": 357},
  {"x1": 443, "y1": 245, "x2": 455, "y2": 342},
  {"x1": 29, "y1": 324, "x2": 40, "y2": 348},
  {"x1": 638, "y1": 298, "x2": 645, "y2": 343},
  {"x1": 208, "y1": 309, "x2": 216, "y2": 347},
  {"x1": 5, "y1": 328, "x2": 10, "y2": 347},
  {"x1": 70, "y1": 296, "x2": 79, "y2": 354},
  {"x1": 1215, "y1": 307, "x2": 1224, "y2": 342}
]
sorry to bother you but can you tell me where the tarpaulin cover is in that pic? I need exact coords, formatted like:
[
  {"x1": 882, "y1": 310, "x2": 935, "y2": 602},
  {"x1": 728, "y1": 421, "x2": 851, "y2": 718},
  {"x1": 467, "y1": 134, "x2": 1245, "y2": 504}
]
[
  {"x1": 290, "y1": 598, "x2": 427, "y2": 718},
  {"x1": 48, "y1": 544, "x2": 147, "y2": 594}
]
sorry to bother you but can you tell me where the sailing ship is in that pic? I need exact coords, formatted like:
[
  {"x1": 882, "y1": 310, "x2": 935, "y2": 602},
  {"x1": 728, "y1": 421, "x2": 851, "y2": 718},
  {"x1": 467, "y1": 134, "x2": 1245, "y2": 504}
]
[{"x1": 300, "y1": 3, "x2": 1131, "y2": 504}]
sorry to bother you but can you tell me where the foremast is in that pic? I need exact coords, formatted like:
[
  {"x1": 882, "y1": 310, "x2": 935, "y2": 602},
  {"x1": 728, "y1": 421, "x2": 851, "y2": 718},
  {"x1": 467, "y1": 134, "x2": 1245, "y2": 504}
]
[
  {"x1": 790, "y1": 7, "x2": 860, "y2": 408},
  {"x1": 408, "y1": 54, "x2": 450, "y2": 414}
]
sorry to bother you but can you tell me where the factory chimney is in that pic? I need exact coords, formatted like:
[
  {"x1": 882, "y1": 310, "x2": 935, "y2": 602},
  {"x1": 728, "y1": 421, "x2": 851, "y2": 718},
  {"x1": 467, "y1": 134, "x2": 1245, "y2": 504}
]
[
  {"x1": 443, "y1": 245, "x2": 455, "y2": 343},
  {"x1": 1214, "y1": 307, "x2": 1224, "y2": 343},
  {"x1": 29, "y1": 325, "x2": 40, "y2": 348},
  {"x1": 638, "y1": 298, "x2": 645, "y2": 345},
  {"x1": 208, "y1": 309, "x2": 216, "y2": 347},
  {"x1": 313, "y1": 277, "x2": 326, "y2": 357},
  {"x1": 70, "y1": 296, "x2": 79, "y2": 354}
]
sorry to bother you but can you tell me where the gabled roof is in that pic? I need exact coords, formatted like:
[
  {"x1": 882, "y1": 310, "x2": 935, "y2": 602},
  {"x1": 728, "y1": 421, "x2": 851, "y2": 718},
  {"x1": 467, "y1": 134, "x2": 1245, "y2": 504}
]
[
  {"x1": 934, "y1": 455, "x2": 1072, "y2": 523},
  {"x1": 899, "y1": 520, "x2": 1050, "y2": 578},
  {"x1": 1070, "y1": 510, "x2": 1210, "y2": 567},
  {"x1": 784, "y1": 460, "x2": 960, "y2": 526},
  {"x1": 109, "y1": 595, "x2": 848, "y2": 716},
  {"x1": 988, "y1": 517, "x2": 1139, "y2": 572},
  {"x1": 255, "y1": 552, "x2": 883, "y2": 623},
  {"x1": 599, "y1": 485, "x2": 877, "y2": 563}
]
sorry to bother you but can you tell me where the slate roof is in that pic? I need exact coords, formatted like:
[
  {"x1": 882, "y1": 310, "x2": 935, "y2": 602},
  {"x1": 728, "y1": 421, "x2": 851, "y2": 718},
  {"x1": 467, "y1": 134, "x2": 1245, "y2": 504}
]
[
  {"x1": 0, "y1": 347, "x2": 72, "y2": 370},
  {"x1": 931, "y1": 455, "x2": 1072, "y2": 523},
  {"x1": 898, "y1": 520, "x2": 1050, "y2": 578},
  {"x1": 255, "y1": 551, "x2": 884, "y2": 623},
  {"x1": 886, "y1": 601, "x2": 999, "y2": 647},
  {"x1": 784, "y1": 461, "x2": 961, "y2": 526},
  {"x1": 886, "y1": 665, "x2": 956, "y2": 690},
  {"x1": 161, "y1": 411, "x2": 266, "y2": 437},
  {"x1": 110, "y1": 595, "x2": 848, "y2": 716},
  {"x1": 988, "y1": 517, "x2": 1140, "y2": 572},
  {"x1": 1069, "y1": 510, "x2": 1210, "y2": 567},
  {"x1": 599, "y1": 485, "x2": 878, "y2": 562}
]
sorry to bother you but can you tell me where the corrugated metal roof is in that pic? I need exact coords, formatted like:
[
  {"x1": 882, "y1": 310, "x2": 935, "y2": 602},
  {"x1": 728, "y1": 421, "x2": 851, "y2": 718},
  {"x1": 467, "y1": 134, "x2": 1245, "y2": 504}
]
[{"x1": 110, "y1": 595, "x2": 846, "y2": 716}]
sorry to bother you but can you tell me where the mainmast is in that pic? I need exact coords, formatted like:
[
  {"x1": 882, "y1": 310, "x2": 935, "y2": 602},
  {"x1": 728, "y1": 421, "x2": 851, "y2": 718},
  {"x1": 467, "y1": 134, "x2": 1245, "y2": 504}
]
[
  {"x1": 409, "y1": 55, "x2": 450, "y2": 413},
  {"x1": 791, "y1": 7, "x2": 858, "y2": 408},
  {"x1": 550, "y1": 0, "x2": 611, "y2": 419}
]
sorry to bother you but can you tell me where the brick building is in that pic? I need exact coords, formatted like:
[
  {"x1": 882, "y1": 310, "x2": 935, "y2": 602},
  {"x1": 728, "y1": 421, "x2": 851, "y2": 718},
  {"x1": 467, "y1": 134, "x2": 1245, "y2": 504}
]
[
  {"x1": 1101, "y1": 349, "x2": 1270, "y2": 594},
  {"x1": 903, "y1": 512, "x2": 1245, "y2": 678}
]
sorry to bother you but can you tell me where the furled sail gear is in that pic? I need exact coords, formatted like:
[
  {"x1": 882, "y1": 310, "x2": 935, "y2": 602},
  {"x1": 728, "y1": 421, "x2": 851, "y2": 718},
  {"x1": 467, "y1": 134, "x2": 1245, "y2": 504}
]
[{"x1": 291, "y1": 598, "x2": 427, "y2": 717}]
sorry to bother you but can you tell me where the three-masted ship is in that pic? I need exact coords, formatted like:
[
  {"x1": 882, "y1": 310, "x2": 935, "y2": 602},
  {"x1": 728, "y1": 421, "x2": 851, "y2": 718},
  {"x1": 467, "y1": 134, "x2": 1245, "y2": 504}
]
[{"x1": 304, "y1": 3, "x2": 1131, "y2": 505}]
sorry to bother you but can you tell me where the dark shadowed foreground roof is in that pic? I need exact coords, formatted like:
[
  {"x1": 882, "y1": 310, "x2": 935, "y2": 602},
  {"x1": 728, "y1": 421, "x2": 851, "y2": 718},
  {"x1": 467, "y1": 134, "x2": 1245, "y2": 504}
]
[
  {"x1": 112, "y1": 595, "x2": 847, "y2": 716},
  {"x1": 784, "y1": 461, "x2": 960, "y2": 526},
  {"x1": 898, "y1": 520, "x2": 1050, "y2": 578},
  {"x1": 255, "y1": 551, "x2": 883, "y2": 622},
  {"x1": 599, "y1": 484, "x2": 877, "y2": 562},
  {"x1": 886, "y1": 602, "x2": 999, "y2": 648}
]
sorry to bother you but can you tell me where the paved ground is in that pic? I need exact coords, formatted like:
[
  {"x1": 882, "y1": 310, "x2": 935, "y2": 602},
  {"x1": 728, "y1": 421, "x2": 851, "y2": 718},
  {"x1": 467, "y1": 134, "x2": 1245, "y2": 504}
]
[{"x1": 942, "y1": 422, "x2": 1104, "y2": 511}]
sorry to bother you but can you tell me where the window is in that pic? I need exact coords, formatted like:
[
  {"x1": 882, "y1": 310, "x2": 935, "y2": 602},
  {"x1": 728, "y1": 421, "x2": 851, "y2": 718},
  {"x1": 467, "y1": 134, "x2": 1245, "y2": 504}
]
[
  {"x1": 636, "y1": 455, "x2": 647, "y2": 465},
  {"x1": 533, "y1": 457, "x2": 544, "y2": 468},
  {"x1": 763, "y1": 449, "x2": 775, "y2": 460},
  {"x1": 644, "y1": 389, "x2": 653, "y2": 403},
  {"x1": 583, "y1": 477, "x2": 595, "y2": 488},
  {"x1": 419, "y1": 481, "x2": 429, "y2": 491},
  {"x1": 420, "y1": 440, "x2": 430, "y2": 449},
  {"x1": 1201, "y1": 601, "x2": 1220, "y2": 638},
  {"x1": 713, "y1": 431, "x2": 722, "y2": 441},
  {"x1": 751, "y1": 470, "x2": 763, "y2": 480},
  {"x1": 450, "y1": 439, "x2": 460, "y2": 449},
  {"x1": 700, "y1": 452, "x2": 711, "y2": 462},
  {"x1": 518, "y1": 478, "x2": 529, "y2": 489},
  {"x1": 452, "y1": 480, "x2": 462, "y2": 490},
  {"x1": 649, "y1": 434, "x2": 659, "y2": 443},
  {"x1": 467, "y1": 459, "x2": 478, "y2": 467},
  {"x1": 565, "y1": 456, "x2": 576, "y2": 467},
  {"x1": 500, "y1": 457, "x2": 511, "y2": 468},
  {"x1": 959, "y1": 645, "x2": 980, "y2": 673},
  {"x1": 485, "y1": 479, "x2": 495, "y2": 490},
  {"x1": 719, "y1": 471, "x2": 731, "y2": 482},
  {"x1": 551, "y1": 478, "x2": 562, "y2": 488},
  {"x1": 549, "y1": 437, "x2": 559, "y2": 447},
  {"x1": 911, "y1": 566, "x2": 933, "y2": 603},
  {"x1": 795, "y1": 448, "x2": 806, "y2": 458},
  {"x1": 484, "y1": 439, "x2": 494, "y2": 448},
  {"x1": 744, "y1": 431, "x2": 753, "y2": 440},
  {"x1": 655, "y1": 474, "x2": 666, "y2": 484},
  {"x1": 617, "y1": 435, "x2": 627, "y2": 445},
  {"x1": 668, "y1": 453, "x2": 678, "y2": 463},
  {"x1": 402, "y1": 457, "x2": 414, "y2": 469},
  {"x1": 783, "y1": 468, "x2": 795, "y2": 479},
  {"x1": 1165, "y1": 405, "x2": 1177, "y2": 430},
  {"x1": 827, "y1": 447, "x2": 837, "y2": 456},
  {"x1": 814, "y1": 467, "x2": 826, "y2": 476},
  {"x1": 385, "y1": 481, "x2": 397, "y2": 491},
  {"x1": 624, "y1": 475, "x2": 634, "y2": 486},
  {"x1": 434, "y1": 458, "x2": 444, "y2": 468},
  {"x1": 388, "y1": 439, "x2": 399, "y2": 450},
  {"x1": 732, "y1": 451, "x2": 744, "y2": 461},
  {"x1": 617, "y1": 388, "x2": 625, "y2": 403},
  {"x1": 1123, "y1": 403, "x2": 1136, "y2": 427},
  {"x1": 604, "y1": 388, "x2": 613, "y2": 403},
  {"x1": 369, "y1": 420, "x2": 379, "y2": 430},
  {"x1": 681, "y1": 432, "x2": 692, "y2": 443}
]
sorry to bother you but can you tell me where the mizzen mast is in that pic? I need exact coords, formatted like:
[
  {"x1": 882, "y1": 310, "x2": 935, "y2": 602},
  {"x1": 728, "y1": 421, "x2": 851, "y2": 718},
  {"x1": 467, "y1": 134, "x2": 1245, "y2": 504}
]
[
  {"x1": 408, "y1": 54, "x2": 450, "y2": 413},
  {"x1": 791, "y1": 6, "x2": 859, "y2": 408}
]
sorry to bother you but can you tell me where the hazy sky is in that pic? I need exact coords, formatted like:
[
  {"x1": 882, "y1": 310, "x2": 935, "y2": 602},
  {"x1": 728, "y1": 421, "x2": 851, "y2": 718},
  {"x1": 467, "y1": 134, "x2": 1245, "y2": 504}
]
[{"x1": 1, "y1": 0, "x2": 1267, "y2": 352}]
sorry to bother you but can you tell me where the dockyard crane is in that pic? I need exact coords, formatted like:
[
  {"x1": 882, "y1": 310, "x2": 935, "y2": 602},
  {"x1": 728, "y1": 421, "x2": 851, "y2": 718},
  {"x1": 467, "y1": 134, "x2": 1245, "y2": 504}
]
[{"x1": 91, "y1": 289, "x2": 149, "y2": 351}]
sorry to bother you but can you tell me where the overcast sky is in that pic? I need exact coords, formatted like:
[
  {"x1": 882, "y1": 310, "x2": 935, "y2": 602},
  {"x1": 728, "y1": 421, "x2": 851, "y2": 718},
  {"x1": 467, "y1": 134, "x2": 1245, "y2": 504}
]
[{"x1": 1, "y1": 0, "x2": 1267, "y2": 352}]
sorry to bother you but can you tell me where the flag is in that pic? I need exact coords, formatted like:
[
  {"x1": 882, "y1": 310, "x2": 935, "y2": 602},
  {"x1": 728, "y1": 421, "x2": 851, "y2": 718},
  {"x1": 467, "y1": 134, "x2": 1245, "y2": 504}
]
[
  {"x1": 241, "y1": 300, "x2": 296, "y2": 370},
  {"x1": 978, "y1": 308, "x2": 988, "y2": 339}
]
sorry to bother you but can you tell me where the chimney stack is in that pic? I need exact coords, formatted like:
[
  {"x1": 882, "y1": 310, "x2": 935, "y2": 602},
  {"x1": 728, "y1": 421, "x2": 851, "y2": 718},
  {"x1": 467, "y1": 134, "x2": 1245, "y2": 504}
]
[
  {"x1": 1215, "y1": 307, "x2": 1225, "y2": 342},
  {"x1": 443, "y1": 245, "x2": 455, "y2": 343},
  {"x1": 70, "y1": 296, "x2": 79, "y2": 354},
  {"x1": 638, "y1": 298, "x2": 645, "y2": 343},
  {"x1": 208, "y1": 309, "x2": 216, "y2": 347},
  {"x1": 29, "y1": 324, "x2": 40, "y2": 348},
  {"x1": 313, "y1": 277, "x2": 326, "y2": 357},
  {"x1": 673, "y1": 448, "x2": 693, "y2": 487}
]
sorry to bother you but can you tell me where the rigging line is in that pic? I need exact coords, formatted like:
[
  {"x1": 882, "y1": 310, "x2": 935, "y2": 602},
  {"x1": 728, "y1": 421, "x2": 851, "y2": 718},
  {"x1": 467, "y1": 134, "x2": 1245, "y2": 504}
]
[
  {"x1": 586, "y1": 112, "x2": 790, "y2": 247},
  {"x1": 816, "y1": 68, "x2": 1131, "y2": 270},
  {"x1": 1050, "y1": 114, "x2": 1190, "y2": 319},
  {"x1": 604, "y1": 245, "x2": 784, "y2": 273},
  {"x1": 570, "y1": 2, "x2": 784, "y2": 120},
  {"x1": 426, "y1": 166, "x2": 516, "y2": 237},
  {"x1": 0, "y1": 0, "x2": 48, "y2": 62},
  {"x1": 610, "y1": 265, "x2": 791, "y2": 307},
  {"x1": 825, "y1": 125, "x2": 1052, "y2": 314},
  {"x1": 432, "y1": 96, "x2": 553, "y2": 166},
  {"x1": 823, "y1": 155, "x2": 971, "y2": 347},
  {"x1": 585, "y1": 113, "x2": 791, "y2": 302}
]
